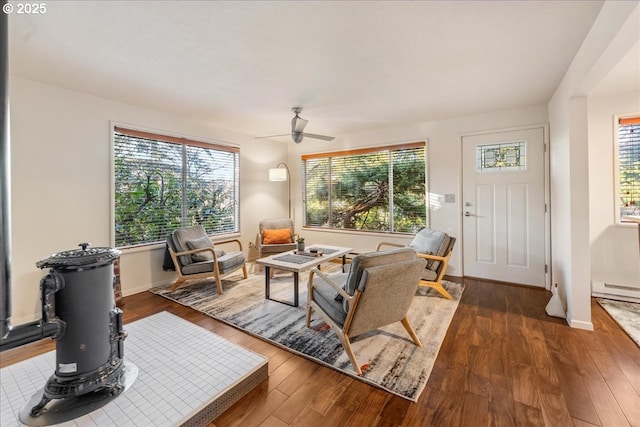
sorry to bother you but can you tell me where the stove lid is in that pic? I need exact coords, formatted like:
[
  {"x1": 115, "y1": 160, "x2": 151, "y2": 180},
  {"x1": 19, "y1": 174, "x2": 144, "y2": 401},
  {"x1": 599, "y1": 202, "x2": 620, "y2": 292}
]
[{"x1": 36, "y1": 243, "x2": 120, "y2": 269}]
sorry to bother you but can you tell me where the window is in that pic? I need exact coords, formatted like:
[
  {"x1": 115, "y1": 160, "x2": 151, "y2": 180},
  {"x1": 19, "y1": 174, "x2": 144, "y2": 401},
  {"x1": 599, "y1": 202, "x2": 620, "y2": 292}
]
[
  {"x1": 303, "y1": 142, "x2": 426, "y2": 233},
  {"x1": 476, "y1": 141, "x2": 526, "y2": 172},
  {"x1": 113, "y1": 127, "x2": 240, "y2": 248},
  {"x1": 617, "y1": 116, "x2": 640, "y2": 222}
]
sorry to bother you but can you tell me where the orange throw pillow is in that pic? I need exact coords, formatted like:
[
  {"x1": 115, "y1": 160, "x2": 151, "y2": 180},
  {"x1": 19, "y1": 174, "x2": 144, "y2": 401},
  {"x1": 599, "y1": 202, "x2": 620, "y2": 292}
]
[{"x1": 262, "y1": 228, "x2": 292, "y2": 244}]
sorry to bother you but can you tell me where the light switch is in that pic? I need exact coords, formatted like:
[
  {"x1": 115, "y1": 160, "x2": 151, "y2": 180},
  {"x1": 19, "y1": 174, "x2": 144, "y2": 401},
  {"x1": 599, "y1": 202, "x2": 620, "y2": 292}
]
[{"x1": 444, "y1": 194, "x2": 455, "y2": 203}]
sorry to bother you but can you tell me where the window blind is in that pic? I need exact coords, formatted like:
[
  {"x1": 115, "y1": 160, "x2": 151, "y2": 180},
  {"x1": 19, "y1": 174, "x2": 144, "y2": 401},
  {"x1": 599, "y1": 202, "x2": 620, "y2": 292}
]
[
  {"x1": 302, "y1": 142, "x2": 426, "y2": 233},
  {"x1": 113, "y1": 128, "x2": 239, "y2": 247}
]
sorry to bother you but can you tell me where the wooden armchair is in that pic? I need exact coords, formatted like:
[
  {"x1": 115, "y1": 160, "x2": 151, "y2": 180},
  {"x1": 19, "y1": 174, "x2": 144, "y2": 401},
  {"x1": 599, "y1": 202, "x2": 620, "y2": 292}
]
[
  {"x1": 166, "y1": 225, "x2": 247, "y2": 293},
  {"x1": 257, "y1": 218, "x2": 297, "y2": 259},
  {"x1": 306, "y1": 248, "x2": 426, "y2": 375},
  {"x1": 377, "y1": 227, "x2": 456, "y2": 300}
]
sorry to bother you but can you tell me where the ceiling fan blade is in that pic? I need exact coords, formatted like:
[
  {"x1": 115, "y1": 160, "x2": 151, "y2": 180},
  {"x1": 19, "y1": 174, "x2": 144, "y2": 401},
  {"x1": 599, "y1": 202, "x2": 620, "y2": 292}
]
[
  {"x1": 254, "y1": 134, "x2": 290, "y2": 139},
  {"x1": 303, "y1": 133, "x2": 335, "y2": 141},
  {"x1": 292, "y1": 116, "x2": 308, "y2": 133}
]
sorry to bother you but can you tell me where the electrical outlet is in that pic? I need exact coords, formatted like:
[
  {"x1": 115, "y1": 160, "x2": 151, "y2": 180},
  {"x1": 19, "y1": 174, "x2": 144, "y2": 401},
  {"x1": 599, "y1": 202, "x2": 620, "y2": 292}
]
[{"x1": 444, "y1": 194, "x2": 455, "y2": 203}]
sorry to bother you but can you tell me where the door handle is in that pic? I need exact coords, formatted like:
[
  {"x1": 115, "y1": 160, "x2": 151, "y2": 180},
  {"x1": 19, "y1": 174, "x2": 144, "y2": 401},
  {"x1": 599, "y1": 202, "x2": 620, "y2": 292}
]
[{"x1": 464, "y1": 211, "x2": 473, "y2": 217}]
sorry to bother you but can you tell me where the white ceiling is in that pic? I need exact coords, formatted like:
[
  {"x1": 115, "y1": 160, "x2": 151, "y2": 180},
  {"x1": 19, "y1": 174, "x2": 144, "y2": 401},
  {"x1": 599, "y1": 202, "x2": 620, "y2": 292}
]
[{"x1": 8, "y1": 0, "x2": 618, "y2": 139}]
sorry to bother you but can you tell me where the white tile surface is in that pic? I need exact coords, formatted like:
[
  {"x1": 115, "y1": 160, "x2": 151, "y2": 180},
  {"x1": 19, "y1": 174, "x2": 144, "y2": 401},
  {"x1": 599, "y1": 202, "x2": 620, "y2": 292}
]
[{"x1": 1, "y1": 311, "x2": 267, "y2": 427}]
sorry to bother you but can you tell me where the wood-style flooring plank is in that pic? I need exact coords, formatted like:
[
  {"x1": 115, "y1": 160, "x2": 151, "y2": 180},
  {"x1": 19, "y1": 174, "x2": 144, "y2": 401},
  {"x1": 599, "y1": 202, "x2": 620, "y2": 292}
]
[
  {"x1": 585, "y1": 378, "x2": 630, "y2": 427},
  {"x1": 343, "y1": 387, "x2": 390, "y2": 427},
  {"x1": 488, "y1": 374, "x2": 515, "y2": 427},
  {"x1": 258, "y1": 415, "x2": 289, "y2": 427},
  {"x1": 548, "y1": 349, "x2": 601, "y2": 426},
  {"x1": 459, "y1": 391, "x2": 489, "y2": 427},
  {"x1": 513, "y1": 401, "x2": 545, "y2": 427}
]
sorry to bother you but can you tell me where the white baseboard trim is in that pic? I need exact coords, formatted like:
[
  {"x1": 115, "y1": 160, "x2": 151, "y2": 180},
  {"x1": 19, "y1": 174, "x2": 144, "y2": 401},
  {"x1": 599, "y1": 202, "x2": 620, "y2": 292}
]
[
  {"x1": 123, "y1": 279, "x2": 174, "y2": 297},
  {"x1": 592, "y1": 291, "x2": 640, "y2": 303},
  {"x1": 592, "y1": 280, "x2": 640, "y2": 303},
  {"x1": 567, "y1": 318, "x2": 594, "y2": 331}
]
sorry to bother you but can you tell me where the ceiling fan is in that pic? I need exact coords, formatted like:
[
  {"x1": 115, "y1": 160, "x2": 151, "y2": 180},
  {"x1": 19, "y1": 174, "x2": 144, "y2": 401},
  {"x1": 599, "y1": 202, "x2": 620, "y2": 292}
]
[{"x1": 256, "y1": 107, "x2": 335, "y2": 144}]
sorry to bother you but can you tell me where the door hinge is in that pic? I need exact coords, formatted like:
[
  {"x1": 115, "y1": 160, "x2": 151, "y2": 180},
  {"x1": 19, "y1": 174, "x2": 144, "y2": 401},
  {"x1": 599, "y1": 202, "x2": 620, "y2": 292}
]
[
  {"x1": 545, "y1": 264, "x2": 548, "y2": 273},
  {"x1": 545, "y1": 203, "x2": 547, "y2": 213}
]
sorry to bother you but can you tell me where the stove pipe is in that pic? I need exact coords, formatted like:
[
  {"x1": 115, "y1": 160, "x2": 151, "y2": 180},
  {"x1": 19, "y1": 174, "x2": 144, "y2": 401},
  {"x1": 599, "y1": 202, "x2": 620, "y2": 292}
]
[{"x1": 0, "y1": 3, "x2": 61, "y2": 351}]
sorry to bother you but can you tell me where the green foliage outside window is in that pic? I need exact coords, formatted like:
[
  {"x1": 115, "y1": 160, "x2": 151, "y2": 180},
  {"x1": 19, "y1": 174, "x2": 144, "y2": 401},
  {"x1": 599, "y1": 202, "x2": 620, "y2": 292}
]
[
  {"x1": 113, "y1": 131, "x2": 239, "y2": 247},
  {"x1": 304, "y1": 143, "x2": 426, "y2": 233}
]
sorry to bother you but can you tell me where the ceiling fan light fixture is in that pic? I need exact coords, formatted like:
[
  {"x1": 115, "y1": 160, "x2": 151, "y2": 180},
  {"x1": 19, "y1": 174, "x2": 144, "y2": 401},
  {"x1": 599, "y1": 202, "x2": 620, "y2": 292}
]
[
  {"x1": 292, "y1": 132, "x2": 304, "y2": 144},
  {"x1": 256, "y1": 106, "x2": 334, "y2": 144}
]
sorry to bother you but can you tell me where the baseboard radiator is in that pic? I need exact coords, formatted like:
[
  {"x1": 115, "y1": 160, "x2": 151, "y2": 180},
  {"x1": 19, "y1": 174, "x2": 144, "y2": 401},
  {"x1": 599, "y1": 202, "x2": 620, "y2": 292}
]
[{"x1": 592, "y1": 280, "x2": 640, "y2": 303}]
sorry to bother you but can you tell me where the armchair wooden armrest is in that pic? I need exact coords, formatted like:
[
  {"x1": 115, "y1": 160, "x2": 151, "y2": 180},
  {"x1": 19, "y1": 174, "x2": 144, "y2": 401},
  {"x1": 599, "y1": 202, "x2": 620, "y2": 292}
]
[
  {"x1": 415, "y1": 253, "x2": 447, "y2": 262},
  {"x1": 376, "y1": 241, "x2": 404, "y2": 251},
  {"x1": 173, "y1": 238, "x2": 244, "y2": 261},
  {"x1": 308, "y1": 269, "x2": 352, "y2": 302},
  {"x1": 213, "y1": 238, "x2": 244, "y2": 252}
]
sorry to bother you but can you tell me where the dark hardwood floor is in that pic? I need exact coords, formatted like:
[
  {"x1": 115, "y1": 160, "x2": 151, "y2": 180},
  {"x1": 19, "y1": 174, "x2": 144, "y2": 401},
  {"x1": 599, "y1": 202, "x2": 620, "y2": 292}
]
[{"x1": 2, "y1": 277, "x2": 639, "y2": 427}]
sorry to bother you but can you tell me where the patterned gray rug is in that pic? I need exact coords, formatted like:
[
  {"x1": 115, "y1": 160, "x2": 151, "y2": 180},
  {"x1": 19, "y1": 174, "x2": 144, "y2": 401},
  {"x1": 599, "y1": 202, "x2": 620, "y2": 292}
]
[
  {"x1": 597, "y1": 298, "x2": 640, "y2": 347},
  {"x1": 150, "y1": 264, "x2": 464, "y2": 402}
]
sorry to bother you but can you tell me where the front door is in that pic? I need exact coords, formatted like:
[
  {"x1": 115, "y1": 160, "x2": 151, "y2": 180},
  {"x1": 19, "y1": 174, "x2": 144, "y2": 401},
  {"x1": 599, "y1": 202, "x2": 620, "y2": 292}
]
[{"x1": 462, "y1": 127, "x2": 548, "y2": 287}]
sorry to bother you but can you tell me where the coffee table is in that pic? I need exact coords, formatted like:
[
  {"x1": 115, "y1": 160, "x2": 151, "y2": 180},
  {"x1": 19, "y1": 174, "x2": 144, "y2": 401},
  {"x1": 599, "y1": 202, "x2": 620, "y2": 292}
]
[{"x1": 255, "y1": 245, "x2": 352, "y2": 307}]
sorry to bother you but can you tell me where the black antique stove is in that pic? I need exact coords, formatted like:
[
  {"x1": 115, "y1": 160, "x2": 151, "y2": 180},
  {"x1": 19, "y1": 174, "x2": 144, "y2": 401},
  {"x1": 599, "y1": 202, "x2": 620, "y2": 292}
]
[{"x1": 15, "y1": 244, "x2": 139, "y2": 426}]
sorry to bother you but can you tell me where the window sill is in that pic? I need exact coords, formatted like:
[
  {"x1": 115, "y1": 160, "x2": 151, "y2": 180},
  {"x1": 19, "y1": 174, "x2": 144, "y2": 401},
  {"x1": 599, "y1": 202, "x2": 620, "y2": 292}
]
[
  {"x1": 117, "y1": 242, "x2": 166, "y2": 254},
  {"x1": 617, "y1": 215, "x2": 640, "y2": 228},
  {"x1": 301, "y1": 226, "x2": 414, "y2": 239}
]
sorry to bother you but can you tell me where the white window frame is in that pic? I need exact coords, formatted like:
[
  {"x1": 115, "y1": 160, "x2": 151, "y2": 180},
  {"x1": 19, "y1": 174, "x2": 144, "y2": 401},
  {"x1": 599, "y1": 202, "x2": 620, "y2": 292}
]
[{"x1": 614, "y1": 114, "x2": 640, "y2": 225}]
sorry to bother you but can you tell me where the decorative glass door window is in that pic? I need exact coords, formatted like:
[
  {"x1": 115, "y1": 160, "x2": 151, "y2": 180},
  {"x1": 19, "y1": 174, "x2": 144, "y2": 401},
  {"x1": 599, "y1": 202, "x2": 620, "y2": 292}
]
[{"x1": 476, "y1": 141, "x2": 526, "y2": 172}]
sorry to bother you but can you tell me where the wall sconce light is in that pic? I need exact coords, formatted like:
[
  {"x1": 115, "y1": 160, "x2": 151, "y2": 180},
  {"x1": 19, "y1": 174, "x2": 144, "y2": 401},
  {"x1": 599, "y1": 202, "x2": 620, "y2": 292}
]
[{"x1": 269, "y1": 162, "x2": 291, "y2": 220}]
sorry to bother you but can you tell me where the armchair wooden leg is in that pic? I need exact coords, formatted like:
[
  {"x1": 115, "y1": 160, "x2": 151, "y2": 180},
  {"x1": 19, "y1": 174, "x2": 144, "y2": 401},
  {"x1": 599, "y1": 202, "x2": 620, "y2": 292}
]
[
  {"x1": 242, "y1": 264, "x2": 248, "y2": 279},
  {"x1": 419, "y1": 280, "x2": 452, "y2": 300},
  {"x1": 339, "y1": 333, "x2": 362, "y2": 375},
  {"x1": 214, "y1": 271, "x2": 223, "y2": 295},
  {"x1": 401, "y1": 316, "x2": 423, "y2": 348},
  {"x1": 170, "y1": 277, "x2": 186, "y2": 291},
  {"x1": 305, "y1": 305, "x2": 313, "y2": 328}
]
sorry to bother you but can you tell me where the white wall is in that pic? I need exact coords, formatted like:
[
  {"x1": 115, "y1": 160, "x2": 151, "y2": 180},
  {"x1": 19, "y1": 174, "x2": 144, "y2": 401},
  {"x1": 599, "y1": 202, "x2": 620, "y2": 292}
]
[
  {"x1": 286, "y1": 105, "x2": 549, "y2": 278},
  {"x1": 588, "y1": 90, "x2": 640, "y2": 287},
  {"x1": 547, "y1": 0, "x2": 639, "y2": 329},
  {"x1": 8, "y1": 76, "x2": 289, "y2": 324}
]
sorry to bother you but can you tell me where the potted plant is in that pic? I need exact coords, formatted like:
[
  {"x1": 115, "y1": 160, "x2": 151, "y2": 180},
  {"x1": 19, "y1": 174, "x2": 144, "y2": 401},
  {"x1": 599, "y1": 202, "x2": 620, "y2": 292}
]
[{"x1": 296, "y1": 236, "x2": 305, "y2": 251}]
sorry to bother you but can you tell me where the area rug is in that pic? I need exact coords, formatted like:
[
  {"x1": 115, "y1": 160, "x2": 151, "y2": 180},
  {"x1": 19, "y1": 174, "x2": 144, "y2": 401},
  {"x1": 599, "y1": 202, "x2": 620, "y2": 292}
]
[
  {"x1": 597, "y1": 298, "x2": 640, "y2": 347},
  {"x1": 151, "y1": 266, "x2": 464, "y2": 402}
]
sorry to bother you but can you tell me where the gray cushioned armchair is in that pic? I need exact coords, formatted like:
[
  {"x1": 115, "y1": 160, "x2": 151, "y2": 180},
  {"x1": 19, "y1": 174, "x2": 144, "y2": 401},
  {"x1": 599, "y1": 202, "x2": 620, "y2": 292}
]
[
  {"x1": 166, "y1": 225, "x2": 247, "y2": 293},
  {"x1": 306, "y1": 248, "x2": 426, "y2": 375},
  {"x1": 257, "y1": 218, "x2": 297, "y2": 258},
  {"x1": 377, "y1": 227, "x2": 456, "y2": 300}
]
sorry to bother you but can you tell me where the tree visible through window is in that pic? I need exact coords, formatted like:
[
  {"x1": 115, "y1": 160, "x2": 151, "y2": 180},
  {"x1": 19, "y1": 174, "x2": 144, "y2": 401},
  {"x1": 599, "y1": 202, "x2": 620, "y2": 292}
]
[
  {"x1": 303, "y1": 142, "x2": 426, "y2": 233},
  {"x1": 113, "y1": 127, "x2": 239, "y2": 247},
  {"x1": 618, "y1": 117, "x2": 640, "y2": 221}
]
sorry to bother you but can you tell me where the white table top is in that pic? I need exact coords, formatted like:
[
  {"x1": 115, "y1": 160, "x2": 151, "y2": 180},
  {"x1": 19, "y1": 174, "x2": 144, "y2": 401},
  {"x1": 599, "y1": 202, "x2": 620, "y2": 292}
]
[{"x1": 255, "y1": 244, "x2": 352, "y2": 273}]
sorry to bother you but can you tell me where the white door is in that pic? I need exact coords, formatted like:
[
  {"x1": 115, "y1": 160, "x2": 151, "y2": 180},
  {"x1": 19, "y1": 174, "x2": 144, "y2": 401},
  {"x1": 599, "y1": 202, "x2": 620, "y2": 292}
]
[{"x1": 462, "y1": 127, "x2": 547, "y2": 287}]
